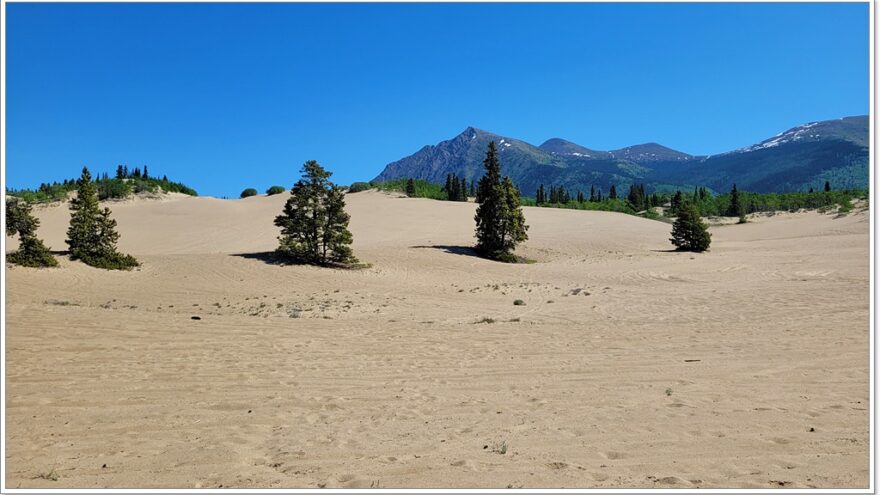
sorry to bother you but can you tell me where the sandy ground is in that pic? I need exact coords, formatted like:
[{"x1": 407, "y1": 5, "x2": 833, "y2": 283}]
[{"x1": 4, "y1": 190, "x2": 870, "y2": 489}]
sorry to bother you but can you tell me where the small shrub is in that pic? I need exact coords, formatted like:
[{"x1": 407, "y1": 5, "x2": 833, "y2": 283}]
[
  {"x1": 266, "y1": 185, "x2": 286, "y2": 195},
  {"x1": 513, "y1": 299, "x2": 525, "y2": 306},
  {"x1": 240, "y1": 188, "x2": 258, "y2": 198},
  {"x1": 838, "y1": 201, "x2": 853, "y2": 213},
  {"x1": 348, "y1": 182, "x2": 373, "y2": 193},
  {"x1": 80, "y1": 252, "x2": 139, "y2": 270},
  {"x1": 476, "y1": 317, "x2": 496, "y2": 324}
]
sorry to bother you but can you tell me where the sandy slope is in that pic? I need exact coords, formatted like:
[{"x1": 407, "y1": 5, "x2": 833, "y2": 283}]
[{"x1": 4, "y1": 191, "x2": 870, "y2": 489}]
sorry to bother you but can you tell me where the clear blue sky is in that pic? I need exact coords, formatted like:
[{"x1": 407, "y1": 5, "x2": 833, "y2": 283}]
[{"x1": 6, "y1": 2, "x2": 869, "y2": 198}]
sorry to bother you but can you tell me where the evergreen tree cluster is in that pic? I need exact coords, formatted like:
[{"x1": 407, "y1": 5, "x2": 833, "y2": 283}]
[
  {"x1": 8, "y1": 167, "x2": 197, "y2": 203},
  {"x1": 66, "y1": 167, "x2": 139, "y2": 270},
  {"x1": 443, "y1": 174, "x2": 470, "y2": 202}
]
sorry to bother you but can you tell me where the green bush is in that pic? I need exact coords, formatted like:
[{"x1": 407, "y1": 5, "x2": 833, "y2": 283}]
[
  {"x1": 97, "y1": 179, "x2": 133, "y2": 200},
  {"x1": 79, "y1": 252, "x2": 139, "y2": 270},
  {"x1": 348, "y1": 182, "x2": 373, "y2": 193},
  {"x1": 266, "y1": 185, "x2": 286, "y2": 195},
  {"x1": 240, "y1": 188, "x2": 258, "y2": 198}
]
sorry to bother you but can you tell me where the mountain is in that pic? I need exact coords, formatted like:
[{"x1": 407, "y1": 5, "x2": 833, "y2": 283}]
[
  {"x1": 372, "y1": 116, "x2": 868, "y2": 195},
  {"x1": 609, "y1": 143, "x2": 695, "y2": 163},
  {"x1": 538, "y1": 138, "x2": 612, "y2": 159}
]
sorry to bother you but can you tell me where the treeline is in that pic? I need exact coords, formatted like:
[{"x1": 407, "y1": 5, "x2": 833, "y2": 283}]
[
  {"x1": 350, "y1": 174, "x2": 476, "y2": 202},
  {"x1": 7, "y1": 165, "x2": 197, "y2": 203},
  {"x1": 525, "y1": 181, "x2": 865, "y2": 219}
]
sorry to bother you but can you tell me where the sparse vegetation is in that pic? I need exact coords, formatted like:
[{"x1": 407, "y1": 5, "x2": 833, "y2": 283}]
[
  {"x1": 266, "y1": 185, "x2": 286, "y2": 195},
  {"x1": 275, "y1": 160, "x2": 358, "y2": 266},
  {"x1": 476, "y1": 317, "x2": 496, "y2": 324},
  {"x1": 66, "y1": 167, "x2": 139, "y2": 270},
  {"x1": 7, "y1": 169, "x2": 196, "y2": 203},
  {"x1": 347, "y1": 182, "x2": 373, "y2": 193}
]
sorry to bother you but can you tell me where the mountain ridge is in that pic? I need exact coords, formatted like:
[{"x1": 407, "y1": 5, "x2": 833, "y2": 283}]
[{"x1": 373, "y1": 115, "x2": 868, "y2": 194}]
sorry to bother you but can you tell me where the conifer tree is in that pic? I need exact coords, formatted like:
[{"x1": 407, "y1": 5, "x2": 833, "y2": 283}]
[
  {"x1": 275, "y1": 160, "x2": 356, "y2": 265},
  {"x1": 597, "y1": 189, "x2": 603, "y2": 202},
  {"x1": 536, "y1": 184, "x2": 545, "y2": 204},
  {"x1": 6, "y1": 198, "x2": 57, "y2": 267},
  {"x1": 469, "y1": 180, "x2": 476, "y2": 198},
  {"x1": 116, "y1": 165, "x2": 125, "y2": 179},
  {"x1": 577, "y1": 191, "x2": 584, "y2": 203},
  {"x1": 66, "y1": 167, "x2": 138, "y2": 269},
  {"x1": 824, "y1": 181, "x2": 831, "y2": 192},
  {"x1": 609, "y1": 184, "x2": 618, "y2": 200},
  {"x1": 590, "y1": 185, "x2": 596, "y2": 202},
  {"x1": 445, "y1": 174, "x2": 454, "y2": 198},
  {"x1": 474, "y1": 142, "x2": 528, "y2": 261},
  {"x1": 728, "y1": 183, "x2": 743, "y2": 217},
  {"x1": 671, "y1": 191, "x2": 683, "y2": 214},
  {"x1": 459, "y1": 176, "x2": 468, "y2": 201},
  {"x1": 143, "y1": 165, "x2": 149, "y2": 179},
  {"x1": 405, "y1": 178, "x2": 416, "y2": 197},
  {"x1": 809, "y1": 187, "x2": 814, "y2": 193},
  {"x1": 123, "y1": 165, "x2": 129, "y2": 177},
  {"x1": 670, "y1": 202, "x2": 711, "y2": 252}
]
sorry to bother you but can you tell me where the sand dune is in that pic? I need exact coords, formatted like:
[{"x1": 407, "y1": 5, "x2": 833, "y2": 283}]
[{"x1": 4, "y1": 190, "x2": 869, "y2": 488}]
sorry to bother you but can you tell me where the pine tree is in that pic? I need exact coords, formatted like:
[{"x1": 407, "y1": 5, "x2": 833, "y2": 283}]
[
  {"x1": 5, "y1": 198, "x2": 57, "y2": 267},
  {"x1": 275, "y1": 160, "x2": 356, "y2": 266},
  {"x1": 116, "y1": 165, "x2": 125, "y2": 179},
  {"x1": 609, "y1": 185, "x2": 618, "y2": 200},
  {"x1": 469, "y1": 180, "x2": 476, "y2": 198},
  {"x1": 405, "y1": 178, "x2": 416, "y2": 197},
  {"x1": 597, "y1": 189, "x2": 603, "y2": 202},
  {"x1": 133, "y1": 167, "x2": 141, "y2": 178},
  {"x1": 66, "y1": 167, "x2": 138, "y2": 269},
  {"x1": 670, "y1": 202, "x2": 711, "y2": 252},
  {"x1": 459, "y1": 176, "x2": 468, "y2": 201},
  {"x1": 142, "y1": 165, "x2": 149, "y2": 179},
  {"x1": 671, "y1": 191, "x2": 683, "y2": 214},
  {"x1": 474, "y1": 142, "x2": 528, "y2": 262},
  {"x1": 123, "y1": 165, "x2": 129, "y2": 178},
  {"x1": 727, "y1": 183, "x2": 743, "y2": 217},
  {"x1": 445, "y1": 174, "x2": 453, "y2": 198},
  {"x1": 824, "y1": 181, "x2": 831, "y2": 192},
  {"x1": 536, "y1": 184, "x2": 545, "y2": 204},
  {"x1": 590, "y1": 185, "x2": 596, "y2": 202},
  {"x1": 577, "y1": 191, "x2": 584, "y2": 203}
]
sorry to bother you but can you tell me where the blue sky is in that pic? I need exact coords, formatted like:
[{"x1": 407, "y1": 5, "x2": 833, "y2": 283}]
[{"x1": 6, "y1": 2, "x2": 869, "y2": 198}]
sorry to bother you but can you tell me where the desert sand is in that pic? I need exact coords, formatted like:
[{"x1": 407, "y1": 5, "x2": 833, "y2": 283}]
[{"x1": 4, "y1": 190, "x2": 870, "y2": 489}]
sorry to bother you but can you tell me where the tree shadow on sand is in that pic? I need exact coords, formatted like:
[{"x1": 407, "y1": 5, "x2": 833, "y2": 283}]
[
  {"x1": 411, "y1": 245, "x2": 483, "y2": 258},
  {"x1": 230, "y1": 251, "x2": 291, "y2": 266}
]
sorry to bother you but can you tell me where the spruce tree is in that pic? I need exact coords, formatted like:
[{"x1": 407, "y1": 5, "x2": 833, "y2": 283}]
[
  {"x1": 143, "y1": 165, "x2": 149, "y2": 179},
  {"x1": 671, "y1": 191, "x2": 683, "y2": 214},
  {"x1": 824, "y1": 181, "x2": 831, "y2": 192},
  {"x1": 116, "y1": 165, "x2": 125, "y2": 179},
  {"x1": 405, "y1": 178, "x2": 416, "y2": 197},
  {"x1": 5, "y1": 198, "x2": 57, "y2": 267},
  {"x1": 609, "y1": 185, "x2": 618, "y2": 200},
  {"x1": 66, "y1": 167, "x2": 138, "y2": 269},
  {"x1": 536, "y1": 184, "x2": 545, "y2": 204},
  {"x1": 590, "y1": 185, "x2": 596, "y2": 202},
  {"x1": 275, "y1": 160, "x2": 356, "y2": 266},
  {"x1": 727, "y1": 183, "x2": 743, "y2": 217},
  {"x1": 459, "y1": 176, "x2": 468, "y2": 201},
  {"x1": 474, "y1": 142, "x2": 528, "y2": 261},
  {"x1": 670, "y1": 202, "x2": 711, "y2": 252}
]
